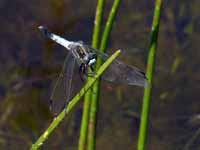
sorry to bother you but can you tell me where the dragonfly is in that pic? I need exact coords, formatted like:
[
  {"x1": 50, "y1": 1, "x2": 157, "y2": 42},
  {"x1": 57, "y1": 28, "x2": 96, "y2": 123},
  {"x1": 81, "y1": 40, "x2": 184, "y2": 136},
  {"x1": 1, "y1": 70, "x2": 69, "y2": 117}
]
[{"x1": 38, "y1": 25, "x2": 147, "y2": 115}]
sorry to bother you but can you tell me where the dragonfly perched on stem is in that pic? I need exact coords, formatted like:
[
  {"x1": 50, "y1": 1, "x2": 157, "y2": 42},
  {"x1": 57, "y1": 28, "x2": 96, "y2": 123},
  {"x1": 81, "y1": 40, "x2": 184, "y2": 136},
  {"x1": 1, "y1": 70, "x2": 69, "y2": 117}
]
[{"x1": 38, "y1": 25, "x2": 147, "y2": 115}]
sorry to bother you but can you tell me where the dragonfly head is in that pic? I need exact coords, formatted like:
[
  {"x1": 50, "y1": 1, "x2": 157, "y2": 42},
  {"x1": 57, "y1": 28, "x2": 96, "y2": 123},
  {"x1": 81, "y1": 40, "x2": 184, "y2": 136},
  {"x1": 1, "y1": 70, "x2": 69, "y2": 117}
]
[
  {"x1": 88, "y1": 58, "x2": 96, "y2": 66},
  {"x1": 87, "y1": 53, "x2": 97, "y2": 66}
]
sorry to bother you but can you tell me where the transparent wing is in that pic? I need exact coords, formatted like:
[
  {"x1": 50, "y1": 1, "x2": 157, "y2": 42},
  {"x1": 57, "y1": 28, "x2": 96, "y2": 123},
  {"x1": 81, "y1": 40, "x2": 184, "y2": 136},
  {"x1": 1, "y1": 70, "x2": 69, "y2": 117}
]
[
  {"x1": 50, "y1": 52, "x2": 76, "y2": 115},
  {"x1": 102, "y1": 60, "x2": 147, "y2": 87},
  {"x1": 87, "y1": 46, "x2": 147, "y2": 87}
]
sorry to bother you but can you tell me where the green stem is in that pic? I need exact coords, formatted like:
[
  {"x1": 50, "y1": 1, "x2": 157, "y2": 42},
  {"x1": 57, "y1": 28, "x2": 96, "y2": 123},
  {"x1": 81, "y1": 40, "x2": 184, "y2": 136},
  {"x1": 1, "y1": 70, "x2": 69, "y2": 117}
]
[
  {"x1": 78, "y1": 0, "x2": 105, "y2": 150},
  {"x1": 87, "y1": 0, "x2": 121, "y2": 150},
  {"x1": 137, "y1": 0, "x2": 162, "y2": 150},
  {"x1": 183, "y1": 127, "x2": 200, "y2": 150},
  {"x1": 92, "y1": 0, "x2": 105, "y2": 48},
  {"x1": 100, "y1": 0, "x2": 121, "y2": 52},
  {"x1": 30, "y1": 50, "x2": 121, "y2": 150}
]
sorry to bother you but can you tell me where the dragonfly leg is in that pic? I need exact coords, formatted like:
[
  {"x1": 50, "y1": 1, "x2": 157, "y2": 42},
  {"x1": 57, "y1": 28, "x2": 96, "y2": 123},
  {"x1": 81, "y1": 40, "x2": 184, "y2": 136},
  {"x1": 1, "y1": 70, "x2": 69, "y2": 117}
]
[
  {"x1": 85, "y1": 65, "x2": 96, "y2": 77},
  {"x1": 90, "y1": 65, "x2": 94, "y2": 72},
  {"x1": 49, "y1": 99, "x2": 53, "y2": 111},
  {"x1": 90, "y1": 65, "x2": 97, "y2": 76},
  {"x1": 79, "y1": 63, "x2": 85, "y2": 81},
  {"x1": 79, "y1": 64, "x2": 96, "y2": 80},
  {"x1": 86, "y1": 72, "x2": 96, "y2": 77}
]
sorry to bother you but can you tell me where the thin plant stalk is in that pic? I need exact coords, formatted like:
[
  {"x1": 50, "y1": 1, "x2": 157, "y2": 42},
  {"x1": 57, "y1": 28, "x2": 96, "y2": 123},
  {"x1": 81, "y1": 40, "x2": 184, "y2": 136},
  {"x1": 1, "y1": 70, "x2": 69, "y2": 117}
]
[
  {"x1": 92, "y1": 0, "x2": 105, "y2": 48},
  {"x1": 78, "y1": 0, "x2": 105, "y2": 150},
  {"x1": 87, "y1": 0, "x2": 121, "y2": 150},
  {"x1": 30, "y1": 50, "x2": 121, "y2": 150},
  {"x1": 137, "y1": 0, "x2": 162, "y2": 150},
  {"x1": 183, "y1": 127, "x2": 200, "y2": 150}
]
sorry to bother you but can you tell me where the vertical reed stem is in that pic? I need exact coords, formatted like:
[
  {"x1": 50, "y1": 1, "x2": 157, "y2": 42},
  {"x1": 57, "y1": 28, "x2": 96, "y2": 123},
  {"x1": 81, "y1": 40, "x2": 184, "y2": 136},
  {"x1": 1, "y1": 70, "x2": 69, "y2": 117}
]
[
  {"x1": 87, "y1": 0, "x2": 121, "y2": 150},
  {"x1": 137, "y1": 0, "x2": 162, "y2": 150},
  {"x1": 78, "y1": 0, "x2": 105, "y2": 150}
]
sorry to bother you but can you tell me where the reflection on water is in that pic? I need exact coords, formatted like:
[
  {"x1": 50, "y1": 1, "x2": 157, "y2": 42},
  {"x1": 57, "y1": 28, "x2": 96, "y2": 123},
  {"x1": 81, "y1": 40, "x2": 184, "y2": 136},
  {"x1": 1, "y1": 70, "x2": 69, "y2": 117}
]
[{"x1": 0, "y1": 0, "x2": 199, "y2": 149}]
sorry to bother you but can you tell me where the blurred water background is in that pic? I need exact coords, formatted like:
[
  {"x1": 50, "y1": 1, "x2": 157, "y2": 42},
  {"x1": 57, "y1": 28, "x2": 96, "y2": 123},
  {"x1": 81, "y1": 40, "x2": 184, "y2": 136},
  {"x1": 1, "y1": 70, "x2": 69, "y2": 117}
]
[{"x1": 0, "y1": 0, "x2": 199, "y2": 149}]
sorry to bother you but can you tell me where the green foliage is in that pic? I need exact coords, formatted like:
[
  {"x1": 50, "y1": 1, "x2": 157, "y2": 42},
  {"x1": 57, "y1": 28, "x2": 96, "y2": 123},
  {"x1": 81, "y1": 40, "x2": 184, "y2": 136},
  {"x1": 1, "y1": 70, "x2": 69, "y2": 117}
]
[{"x1": 137, "y1": 0, "x2": 162, "y2": 150}]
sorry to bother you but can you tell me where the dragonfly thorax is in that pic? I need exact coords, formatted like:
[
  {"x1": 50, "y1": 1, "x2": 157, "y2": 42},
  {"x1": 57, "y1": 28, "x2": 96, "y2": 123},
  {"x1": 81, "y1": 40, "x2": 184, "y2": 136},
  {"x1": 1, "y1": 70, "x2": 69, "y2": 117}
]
[
  {"x1": 70, "y1": 43, "x2": 97, "y2": 66},
  {"x1": 69, "y1": 44, "x2": 87, "y2": 63}
]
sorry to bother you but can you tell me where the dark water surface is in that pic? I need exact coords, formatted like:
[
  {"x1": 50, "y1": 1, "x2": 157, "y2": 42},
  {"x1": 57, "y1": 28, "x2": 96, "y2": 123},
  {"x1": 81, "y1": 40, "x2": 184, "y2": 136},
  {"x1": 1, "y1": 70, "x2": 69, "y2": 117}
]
[{"x1": 0, "y1": 0, "x2": 199, "y2": 149}]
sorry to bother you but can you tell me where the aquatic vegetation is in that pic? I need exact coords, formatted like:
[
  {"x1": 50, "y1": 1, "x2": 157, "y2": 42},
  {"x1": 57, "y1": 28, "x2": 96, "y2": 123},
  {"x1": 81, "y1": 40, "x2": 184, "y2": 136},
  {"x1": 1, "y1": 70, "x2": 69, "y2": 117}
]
[
  {"x1": 137, "y1": 0, "x2": 162, "y2": 150},
  {"x1": 31, "y1": 50, "x2": 121, "y2": 149}
]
